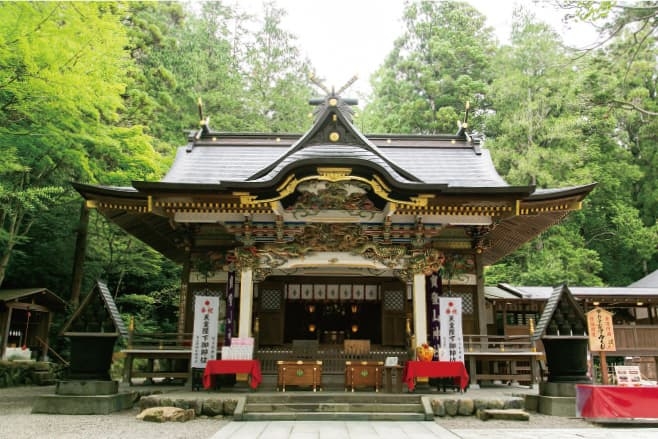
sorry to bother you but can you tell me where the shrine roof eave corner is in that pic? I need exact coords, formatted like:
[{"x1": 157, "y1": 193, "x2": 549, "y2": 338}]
[
  {"x1": 526, "y1": 183, "x2": 598, "y2": 201},
  {"x1": 72, "y1": 181, "x2": 142, "y2": 199}
]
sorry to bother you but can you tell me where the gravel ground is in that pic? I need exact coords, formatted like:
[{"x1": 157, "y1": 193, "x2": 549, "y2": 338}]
[
  {"x1": 0, "y1": 386, "x2": 227, "y2": 439},
  {"x1": 0, "y1": 384, "x2": 601, "y2": 439}
]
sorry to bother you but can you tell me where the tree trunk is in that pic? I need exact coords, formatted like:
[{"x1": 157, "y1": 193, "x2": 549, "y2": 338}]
[{"x1": 69, "y1": 201, "x2": 89, "y2": 308}]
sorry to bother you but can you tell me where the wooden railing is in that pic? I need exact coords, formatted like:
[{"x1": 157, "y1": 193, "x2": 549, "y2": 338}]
[
  {"x1": 126, "y1": 332, "x2": 193, "y2": 350},
  {"x1": 464, "y1": 334, "x2": 538, "y2": 352},
  {"x1": 462, "y1": 334, "x2": 542, "y2": 386},
  {"x1": 121, "y1": 331, "x2": 194, "y2": 385}
]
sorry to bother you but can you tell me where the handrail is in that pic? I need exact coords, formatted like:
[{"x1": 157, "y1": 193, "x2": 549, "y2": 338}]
[
  {"x1": 463, "y1": 333, "x2": 536, "y2": 352},
  {"x1": 127, "y1": 332, "x2": 193, "y2": 349},
  {"x1": 35, "y1": 336, "x2": 70, "y2": 366}
]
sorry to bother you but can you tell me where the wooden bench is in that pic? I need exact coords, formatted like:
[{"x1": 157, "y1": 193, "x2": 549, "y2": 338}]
[
  {"x1": 345, "y1": 361, "x2": 383, "y2": 392},
  {"x1": 277, "y1": 360, "x2": 323, "y2": 392}
]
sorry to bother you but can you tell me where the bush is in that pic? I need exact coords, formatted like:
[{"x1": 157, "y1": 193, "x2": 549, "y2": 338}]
[{"x1": 0, "y1": 360, "x2": 64, "y2": 388}]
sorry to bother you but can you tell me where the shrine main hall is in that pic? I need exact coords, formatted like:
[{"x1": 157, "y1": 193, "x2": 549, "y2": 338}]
[{"x1": 73, "y1": 89, "x2": 594, "y2": 364}]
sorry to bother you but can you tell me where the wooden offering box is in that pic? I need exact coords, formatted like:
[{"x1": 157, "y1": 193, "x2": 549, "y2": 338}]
[
  {"x1": 277, "y1": 360, "x2": 323, "y2": 392},
  {"x1": 345, "y1": 361, "x2": 384, "y2": 392}
]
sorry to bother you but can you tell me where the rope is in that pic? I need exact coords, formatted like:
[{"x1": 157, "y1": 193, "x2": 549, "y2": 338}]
[{"x1": 22, "y1": 309, "x2": 31, "y2": 350}]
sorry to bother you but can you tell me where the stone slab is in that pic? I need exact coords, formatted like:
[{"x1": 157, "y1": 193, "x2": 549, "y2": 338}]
[
  {"x1": 477, "y1": 408, "x2": 530, "y2": 421},
  {"x1": 31, "y1": 392, "x2": 136, "y2": 415}
]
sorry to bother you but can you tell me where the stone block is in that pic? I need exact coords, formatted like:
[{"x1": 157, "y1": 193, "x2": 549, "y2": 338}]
[
  {"x1": 137, "y1": 406, "x2": 195, "y2": 423},
  {"x1": 540, "y1": 381, "x2": 577, "y2": 397},
  {"x1": 537, "y1": 395, "x2": 576, "y2": 417},
  {"x1": 56, "y1": 380, "x2": 119, "y2": 396},
  {"x1": 457, "y1": 399, "x2": 474, "y2": 416}
]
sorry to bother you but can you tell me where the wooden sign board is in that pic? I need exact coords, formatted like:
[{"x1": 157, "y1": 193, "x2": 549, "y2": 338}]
[
  {"x1": 586, "y1": 307, "x2": 616, "y2": 352},
  {"x1": 614, "y1": 365, "x2": 642, "y2": 386}
]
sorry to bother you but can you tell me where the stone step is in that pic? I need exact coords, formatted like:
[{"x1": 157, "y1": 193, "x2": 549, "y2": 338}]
[
  {"x1": 31, "y1": 371, "x2": 56, "y2": 386},
  {"x1": 241, "y1": 411, "x2": 427, "y2": 422},
  {"x1": 245, "y1": 393, "x2": 421, "y2": 404},
  {"x1": 245, "y1": 402, "x2": 423, "y2": 413},
  {"x1": 476, "y1": 408, "x2": 530, "y2": 421}
]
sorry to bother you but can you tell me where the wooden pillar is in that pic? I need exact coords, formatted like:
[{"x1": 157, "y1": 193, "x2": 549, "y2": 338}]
[
  {"x1": 475, "y1": 251, "x2": 487, "y2": 336},
  {"x1": 0, "y1": 307, "x2": 10, "y2": 359},
  {"x1": 178, "y1": 250, "x2": 192, "y2": 334},
  {"x1": 238, "y1": 268, "x2": 254, "y2": 338},
  {"x1": 412, "y1": 273, "x2": 427, "y2": 345}
]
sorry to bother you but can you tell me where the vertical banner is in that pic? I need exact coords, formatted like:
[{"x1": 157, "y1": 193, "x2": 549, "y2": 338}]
[
  {"x1": 439, "y1": 297, "x2": 464, "y2": 363},
  {"x1": 224, "y1": 270, "x2": 235, "y2": 346},
  {"x1": 191, "y1": 295, "x2": 219, "y2": 369},
  {"x1": 426, "y1": 273, "x2": 442, "y2": 359}
]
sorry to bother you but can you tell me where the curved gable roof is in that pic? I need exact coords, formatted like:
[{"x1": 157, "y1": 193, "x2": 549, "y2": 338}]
[{"x1": 161, "y1": 94, "x2": 508, "y2": 190}]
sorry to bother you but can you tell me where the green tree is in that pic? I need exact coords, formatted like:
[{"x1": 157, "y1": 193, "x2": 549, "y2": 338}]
[
  {"x1": 241, "y1": 1, "x2": 314, "y2": 133},
  {"x1": 482, "y1": 8, "x2": 606, "y2": 286},
  {"x1": 485, "y1": 7, "x2": 657, "y2": 285},
  {"x1": 0, "y1": 2, "x2": 163, "y2": 289},
  {"x1": 363, "y1": 0, "x2": 496, "y2": 134}
]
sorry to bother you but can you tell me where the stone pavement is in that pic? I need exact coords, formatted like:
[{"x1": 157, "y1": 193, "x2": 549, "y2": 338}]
[{"x1": 209, "y1": 420, "x2": 658, "y2": 439}]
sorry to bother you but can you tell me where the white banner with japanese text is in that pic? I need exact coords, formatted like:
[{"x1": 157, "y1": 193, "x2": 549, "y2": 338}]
[
  {"x1": 439, "y1": 297, "x2": 465, "y2": 363},
  {"x1": 191, "y1": 295, "x2": 219, "y2": 369}
]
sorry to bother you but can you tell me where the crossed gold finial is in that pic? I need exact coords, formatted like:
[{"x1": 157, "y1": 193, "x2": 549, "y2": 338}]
[
  {"x1": 309, "y1": 73, "x2": 358, "y2": 96},
  {"x1": 337, "y1": 75, "x2": 358, "y2": 95},
  {"x1": 309, "y1": 74, "x2": 330, "y2": 95}
]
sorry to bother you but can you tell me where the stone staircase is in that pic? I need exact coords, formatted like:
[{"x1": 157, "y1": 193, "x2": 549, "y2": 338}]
[{"x1": 237, "y1": 392, "x2": 428, "y2": 421}]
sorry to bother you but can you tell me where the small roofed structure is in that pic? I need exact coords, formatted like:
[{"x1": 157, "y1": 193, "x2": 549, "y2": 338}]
[
  {"x1": 59, "y1": 281, "x2": 127, "y2": 380},
  {"x1": 531, "y1": 284, "x2": 590, "y2": 384},
  {"x1": 0, "y1": 288, "x2": 66, "y2": 361}
]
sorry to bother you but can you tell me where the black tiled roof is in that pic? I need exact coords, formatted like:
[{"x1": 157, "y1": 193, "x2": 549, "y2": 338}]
[{"x1": 162, "y1": 141, "x2": 508, "y2": 187}]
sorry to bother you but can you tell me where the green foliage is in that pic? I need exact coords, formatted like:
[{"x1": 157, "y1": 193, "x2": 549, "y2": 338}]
[
  {"x1": 486, "y1": 221, "x2": 604, "y2": 286},
  {"x1": 240, "y1": 2, "x2": 315, "y2": 132},
  {"x1": 0, "y1": 2, "x2": 164, "y2": 287},
  {"x1": 364, "y1": 1, "x2": 495, "y2": 134}
]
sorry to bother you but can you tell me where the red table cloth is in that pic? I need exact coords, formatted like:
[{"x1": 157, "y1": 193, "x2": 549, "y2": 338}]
[
  {"x1": 403, "y1": 360, "x2": 469, "y2": 391},
  {"x1": 203, "y1": 360, "x2": 262, "y2": 389},
  {"x1": 576, "y1": 384, "x2": 658, "y2": 420}
]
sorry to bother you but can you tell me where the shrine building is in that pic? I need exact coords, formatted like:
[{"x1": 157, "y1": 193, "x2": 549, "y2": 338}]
[{"x1": 72, "y1": 90, "x2": 595, "y2": 359}]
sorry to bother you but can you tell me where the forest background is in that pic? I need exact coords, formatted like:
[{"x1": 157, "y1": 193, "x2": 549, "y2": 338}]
[{"x1": 1, "y1": 0, "x2": 657, "y2": 334}]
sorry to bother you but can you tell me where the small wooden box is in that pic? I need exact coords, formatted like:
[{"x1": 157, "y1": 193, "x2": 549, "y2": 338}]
[
  {"x1": 277, "y1": 360, "x2": 322, "y2": 392},
  {"x1": 345, "y1": 361, "x2": 383, "y2": 392}
]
